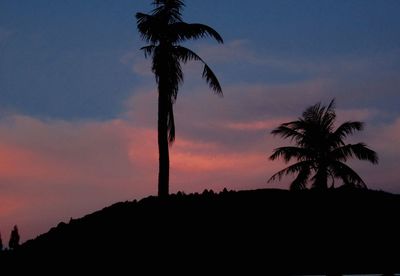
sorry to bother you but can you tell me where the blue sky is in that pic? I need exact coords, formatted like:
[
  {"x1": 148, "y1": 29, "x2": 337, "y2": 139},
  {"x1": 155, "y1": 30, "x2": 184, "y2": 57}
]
[
  {"x1": 1, "y1": 0, "x2": 399, "y2": 119},
  {"x1": 0, "y1": 0, "x2": 400, "y2": 242}
]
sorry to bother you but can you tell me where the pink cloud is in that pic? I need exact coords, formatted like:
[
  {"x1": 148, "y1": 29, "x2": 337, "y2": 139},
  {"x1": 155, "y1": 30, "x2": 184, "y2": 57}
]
[
  {"x1": 0, "y1": 78, "x2": 398, "y2": 245},
  {"x1": 0, "y1": 116, "x2": 152, "y2": 243},
  {"x1": 120, "y1": 51, "x2": 153, "y2": 77},
  {"x1": 224, "y1": 118, "x2": 293, "y2": 131}
]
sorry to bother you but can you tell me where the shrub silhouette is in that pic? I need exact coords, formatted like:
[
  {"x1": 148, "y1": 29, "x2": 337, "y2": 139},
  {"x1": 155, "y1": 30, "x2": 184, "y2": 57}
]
[
  {"x1": 8, "y1": 225, "x2": 20, "y2": 250},
  {"x1": 268, "y1": 99, "x2": 378, "y2": 190}
]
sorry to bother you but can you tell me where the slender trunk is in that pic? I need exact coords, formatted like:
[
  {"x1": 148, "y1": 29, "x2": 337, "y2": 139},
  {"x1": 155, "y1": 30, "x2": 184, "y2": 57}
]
[
  {"x1": 313, "y1": 163, "x2": 328, "y2": 190},
  {"x1": 158, "y1": 83, "x2": 169, "y2": 197}
]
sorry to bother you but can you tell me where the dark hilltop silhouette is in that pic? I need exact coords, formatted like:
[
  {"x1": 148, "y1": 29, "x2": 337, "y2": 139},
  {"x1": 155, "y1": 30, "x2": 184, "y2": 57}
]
[
  {"x1": 1, "y1": 188, "x2": 399, "y2": 274},
  {"x1": 0, "y1": 2, "x2": 397, "y2": 276}
]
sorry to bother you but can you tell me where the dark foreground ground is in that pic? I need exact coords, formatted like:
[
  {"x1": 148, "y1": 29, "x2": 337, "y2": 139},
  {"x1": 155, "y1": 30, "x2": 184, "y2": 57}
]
[{"x1": 1, "y1": 188, "x2": 399, "y2": 274}]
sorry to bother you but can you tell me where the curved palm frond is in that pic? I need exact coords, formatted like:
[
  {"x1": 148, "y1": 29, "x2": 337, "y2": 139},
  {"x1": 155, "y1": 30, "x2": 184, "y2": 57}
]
[
  {"x1": 284, "y1": 119, "x2": 308, "y2": 131},
  {"x1": 271, "y1": 124, "x2": 304, "y2": 143},
  {"x1": 136, "y1": 13, "x2": 161, "y2": 43},
  {"x1": 140, "y1": 45, "x2": 157, "y2": 58},
  {"x1": 330, "y1": 161, "x2": 367, "y2": 188},
  {"x1": 290, "y1": 167, "x2": 311, "y2": 190},
  {"x1": 331, "y1": 143, "x2": 378, "y2": 164},
  {"x1": 174, "y1": 46, "x2": 222, "y2": 95},
  {"x1": 170, "y1": 22, "x2": 224, "y2": 43},
  {"x1": 268, "y1": 161, "x2": 313, "y2": 183},
  {"x1": 167, "y1": 100, "x2": 175, "y2": 143},
  {"x1": 334, "y1": 121, "x2": 364, "y2": 138},
  {"x1": 269, "y1": 146, "x2": 311, "y2": 163},
  {"x1": 322, "y1": 99, "x2": 336, "y2": 130},
  {"x1": 202, "y1": 64, "x2": 222, "y2": 95},
  {"x1": 330, "y1": 121, "x2": 364, "y2": 148},
  {"x1": 167, "y1": 58, "x2": 183, "y2": 101},
  {"x1": 174, "y1": 45, "x2": 202, "y2": 62},
  {"x1": 350, "y1": 143, "x2": 379, "y2": 164},
  {"x1": 302, "y1": 99, "x2": 336, "y2": 132}
]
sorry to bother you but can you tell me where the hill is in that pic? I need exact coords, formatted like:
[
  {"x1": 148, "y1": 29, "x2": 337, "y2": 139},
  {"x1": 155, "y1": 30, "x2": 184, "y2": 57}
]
[{"x1": 1, "y1": 188, "x2": 399, "y2": 274}]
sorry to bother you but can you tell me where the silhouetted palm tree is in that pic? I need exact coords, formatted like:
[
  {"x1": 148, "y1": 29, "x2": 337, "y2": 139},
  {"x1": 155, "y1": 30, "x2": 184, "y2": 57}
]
[
  {"x1": 268, "y1": 100, "x2": 378, "y2": 190},
  {"x1": 136, "y1": 0, "x2": 223, "y2": 197}
]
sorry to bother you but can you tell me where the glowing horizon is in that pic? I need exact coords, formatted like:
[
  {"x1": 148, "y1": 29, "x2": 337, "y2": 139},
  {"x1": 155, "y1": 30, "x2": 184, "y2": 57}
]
[{"x1": 1, "y1": 0, "x2": 400, "y2": 243}]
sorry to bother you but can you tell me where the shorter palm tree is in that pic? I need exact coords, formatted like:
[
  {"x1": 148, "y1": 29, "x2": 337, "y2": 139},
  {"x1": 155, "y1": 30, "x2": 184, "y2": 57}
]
[{"x1": 268, "y1": 100, "x2": 378, "y2": 190}]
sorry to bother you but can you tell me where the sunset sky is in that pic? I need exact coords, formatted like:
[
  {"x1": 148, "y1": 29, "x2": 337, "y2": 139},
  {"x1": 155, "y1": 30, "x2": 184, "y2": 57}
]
[{"x1": 1, "y1": 0, "x2": 400, "y2": 243}]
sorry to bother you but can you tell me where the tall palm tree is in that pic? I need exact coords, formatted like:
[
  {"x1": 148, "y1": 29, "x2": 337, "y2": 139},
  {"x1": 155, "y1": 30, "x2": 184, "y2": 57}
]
[
  {"x1": 268, "y1": 100, "x2": 378, "y2": 190},
  {"x1": 136, "y1": 0, "x2": 223, "y2": 197}
]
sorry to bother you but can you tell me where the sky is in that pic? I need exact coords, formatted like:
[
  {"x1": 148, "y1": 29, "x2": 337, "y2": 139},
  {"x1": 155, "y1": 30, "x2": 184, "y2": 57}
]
[{"x1": 0, "y1": 0, "x2": 399, "y2": 243}]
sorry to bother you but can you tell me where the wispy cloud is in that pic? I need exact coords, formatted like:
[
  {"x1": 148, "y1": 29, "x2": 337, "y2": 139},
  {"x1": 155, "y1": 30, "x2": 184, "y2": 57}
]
[
  {"x1": 196, "y1": 39, "x2": 257, "y2": 64},
  {"x1": 120, "y1": 51, "x2": 153, "y2": 77},
  {"x1": 223, "y1": 118, "x2": 293, "y2": 131}
]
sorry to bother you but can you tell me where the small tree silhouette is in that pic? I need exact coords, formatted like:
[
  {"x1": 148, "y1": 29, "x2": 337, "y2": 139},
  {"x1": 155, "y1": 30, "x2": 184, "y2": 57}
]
[
  {"x1": 9, "y1": 225, "x2": 20, "y2": 250},
  {"x1": 0, "y1": 231, "x2": 3, "y2": 251},
  {"x1": 268, "y1": 99, "x2": 378, "y2": 190}
]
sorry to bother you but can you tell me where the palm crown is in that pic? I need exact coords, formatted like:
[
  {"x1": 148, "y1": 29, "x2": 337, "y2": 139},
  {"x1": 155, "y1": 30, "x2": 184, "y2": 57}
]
[
  {"x1": 268, "y1": 100, "x2": 378, "y2": 190},
  {"x1": 136, "y1": 0, "x2": 223, "y2": 142}
]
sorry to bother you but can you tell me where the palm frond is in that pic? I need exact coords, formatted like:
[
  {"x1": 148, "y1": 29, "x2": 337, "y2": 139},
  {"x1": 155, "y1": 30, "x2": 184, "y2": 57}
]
[
  {"x1": 202, "y1": 64, "x2": 222, "y2": 95},
  {"x1": 268, "y1": 161, "x2": 312, "y2": 183},
  {"x1": 321, "y1": 99, "x2": 336, "y2": 131},
  {"x1": 302, "y1": 99, "x2": 336, "y2": 132},
  {"x1": 330, "y1": 161, "x2": 367, "y2": 188},
  {"x1": 302, "y1": 101, "x2": 322, "y2": 122},
  {"x1": 332, "y1": 121, "x2": 364, "y2": 144},
  {"x1": 271, "y1": 124, "x2": 304, "y2": 142},
  {"x1": 332, "y1": 143, "x2": 378, "y2": 164},
  {"x1": 350, "y1": 143, "x2": 379, "y2": 164},
  {"x1": 174, "y1": 45, "x2": 202, "y2": 63},
  {"x1": 170, "y1": 22, "x2": 223, "y2": 43},
  {"x1": 290, "y1": 167, "x2": 311, "y2": 190},
  {"x1": 269, "y1": 146, "x2": 311, "y2": 163},
  {"x1": 174, "y1": 46, "x2": 223, "y2": 95},
  {"x1": 167, "y1": 100, "x2": 175, "y2": 143},
  {"x1": 136, "y1": 13, "x2": 160, "y2": 43},
  {"x1": 140, "y1": 45, "x2": 157, "y2": 58}
]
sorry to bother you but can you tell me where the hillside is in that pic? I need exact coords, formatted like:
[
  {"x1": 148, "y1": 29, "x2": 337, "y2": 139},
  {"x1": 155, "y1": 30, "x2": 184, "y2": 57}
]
[{"x1": 1, "y1": 188, "x2": 400, "y2": 274}]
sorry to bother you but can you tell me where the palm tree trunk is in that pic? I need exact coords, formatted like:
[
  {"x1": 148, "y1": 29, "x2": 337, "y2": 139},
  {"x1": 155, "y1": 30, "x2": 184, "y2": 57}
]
[
  {"x1": 158, "y1": 85, "x2": 169, "y2": 197},
  {"x1": 313, "y1": 166, "x2": 328, "y2": 190}
]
